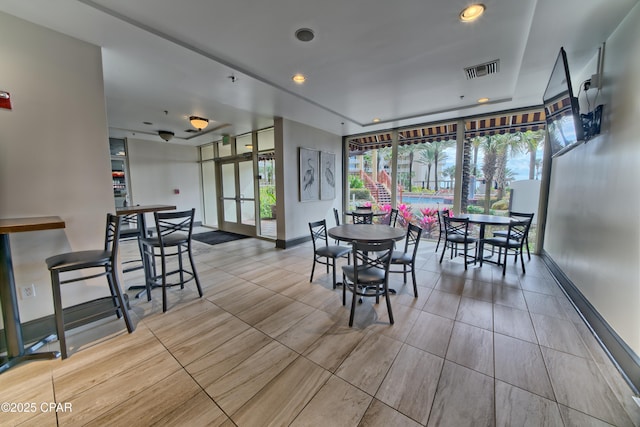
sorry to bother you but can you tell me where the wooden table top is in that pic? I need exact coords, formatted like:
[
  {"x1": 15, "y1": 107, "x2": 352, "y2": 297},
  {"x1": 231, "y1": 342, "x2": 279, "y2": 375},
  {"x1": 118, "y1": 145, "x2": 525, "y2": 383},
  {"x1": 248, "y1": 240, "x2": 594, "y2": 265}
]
[
  {"x1": 328, "y1": 224, "x2": 405, "y2": 243},
  {"x1": 0, "y1": 216, "x2": 66, "y2": 234},
  {"x1": 116, "y1": 204, "x2": 176, "y2": 215}
]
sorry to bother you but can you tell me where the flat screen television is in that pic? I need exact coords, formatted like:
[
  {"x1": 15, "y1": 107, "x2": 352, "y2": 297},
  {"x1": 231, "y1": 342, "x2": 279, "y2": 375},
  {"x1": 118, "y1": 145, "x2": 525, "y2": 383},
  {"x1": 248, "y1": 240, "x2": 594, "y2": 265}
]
[{"x1": 543, "y1": 47, "x2": 584, "y2": 157}]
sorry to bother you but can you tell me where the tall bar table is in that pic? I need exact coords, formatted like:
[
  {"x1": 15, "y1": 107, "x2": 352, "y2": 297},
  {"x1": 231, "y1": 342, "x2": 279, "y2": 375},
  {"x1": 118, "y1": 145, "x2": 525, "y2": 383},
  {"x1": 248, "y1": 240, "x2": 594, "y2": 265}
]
[
  {"x1": 115, "y1": 205, "x2": 176, "y2": 299},
  {"x1": 0, "y1": 216, "x2": 66, "y2": 373}
]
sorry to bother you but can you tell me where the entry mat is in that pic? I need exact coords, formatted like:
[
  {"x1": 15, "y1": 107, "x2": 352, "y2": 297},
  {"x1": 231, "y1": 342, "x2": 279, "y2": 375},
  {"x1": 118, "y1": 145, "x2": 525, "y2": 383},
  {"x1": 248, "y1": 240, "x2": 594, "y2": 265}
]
[{"x1": 192, "y1": 230, "x2": 250, "y2": 246}]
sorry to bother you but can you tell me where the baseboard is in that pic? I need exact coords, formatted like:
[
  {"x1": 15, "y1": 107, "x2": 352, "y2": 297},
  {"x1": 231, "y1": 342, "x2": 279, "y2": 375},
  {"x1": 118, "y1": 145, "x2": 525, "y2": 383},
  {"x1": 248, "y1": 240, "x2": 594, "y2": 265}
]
[
  {"x1": 541, "y1": 250, "x2": 640, "y2": 394},
  {"x1": 0, "y1": 296, "x2": 129, "y2": 353},
  {"x1": 276, "y1": 235, "x2": 311, "y2": 249}
]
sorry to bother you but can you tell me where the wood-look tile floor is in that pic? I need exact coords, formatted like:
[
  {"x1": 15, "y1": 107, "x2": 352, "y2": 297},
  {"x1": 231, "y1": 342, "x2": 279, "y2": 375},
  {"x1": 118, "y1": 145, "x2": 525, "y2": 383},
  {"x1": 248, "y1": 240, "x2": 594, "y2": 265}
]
[{"x1": 2, "y1": 237, "x2": 640, "y2": 426}]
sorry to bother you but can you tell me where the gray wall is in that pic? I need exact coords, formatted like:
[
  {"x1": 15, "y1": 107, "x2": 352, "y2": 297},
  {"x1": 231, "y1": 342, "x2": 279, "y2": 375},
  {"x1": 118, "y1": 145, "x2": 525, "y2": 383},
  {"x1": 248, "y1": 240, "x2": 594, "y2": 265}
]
[
  {"x1": 126, "y1": 137, "x2": 202, "y2": 223},
  {"x1": 0, "y1": 12, "x2": 114, "y2": 322},
  {"x1": 275, "y1": 118, "x2": 342, "y2": 243},
  {"x1": 544, "y1": 4, "x2": 640, "y2": 355}
]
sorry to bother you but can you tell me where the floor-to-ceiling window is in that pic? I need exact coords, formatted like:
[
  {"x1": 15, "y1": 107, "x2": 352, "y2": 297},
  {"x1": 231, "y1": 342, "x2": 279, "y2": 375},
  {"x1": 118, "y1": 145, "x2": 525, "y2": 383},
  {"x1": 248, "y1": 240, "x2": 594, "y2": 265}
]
[{"x1": 345, "y1": 108, "x2": 546, "y2": 248}]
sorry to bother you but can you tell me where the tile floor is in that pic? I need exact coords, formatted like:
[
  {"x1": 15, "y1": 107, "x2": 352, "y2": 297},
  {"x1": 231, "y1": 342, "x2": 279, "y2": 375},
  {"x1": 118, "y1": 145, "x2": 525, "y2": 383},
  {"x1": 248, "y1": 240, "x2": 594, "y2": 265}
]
[{"x1": 1, "y1": 236, "x2": 639, "y2": 426}]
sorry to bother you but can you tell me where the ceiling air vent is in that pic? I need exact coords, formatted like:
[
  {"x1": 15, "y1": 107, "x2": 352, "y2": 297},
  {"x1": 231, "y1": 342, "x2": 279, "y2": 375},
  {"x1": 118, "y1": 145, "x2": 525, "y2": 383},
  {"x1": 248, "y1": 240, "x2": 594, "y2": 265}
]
[{"x1": 464, "y1": 59, "x2": 500, "y2": 79}]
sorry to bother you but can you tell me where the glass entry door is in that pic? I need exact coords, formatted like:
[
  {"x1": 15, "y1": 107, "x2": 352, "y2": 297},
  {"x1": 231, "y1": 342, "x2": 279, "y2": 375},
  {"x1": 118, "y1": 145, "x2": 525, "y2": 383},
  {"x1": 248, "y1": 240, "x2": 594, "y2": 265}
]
[{"x1": 218, "y1": 157, "x2": 256, "y2": 235}]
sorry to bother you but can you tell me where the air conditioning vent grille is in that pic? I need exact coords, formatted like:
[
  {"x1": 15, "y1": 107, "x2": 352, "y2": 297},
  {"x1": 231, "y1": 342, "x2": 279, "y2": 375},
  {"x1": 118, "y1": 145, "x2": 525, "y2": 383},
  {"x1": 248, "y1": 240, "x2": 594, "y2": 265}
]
[{"x1": 464, "y1": 59, "x2": 500, "y2": 79}]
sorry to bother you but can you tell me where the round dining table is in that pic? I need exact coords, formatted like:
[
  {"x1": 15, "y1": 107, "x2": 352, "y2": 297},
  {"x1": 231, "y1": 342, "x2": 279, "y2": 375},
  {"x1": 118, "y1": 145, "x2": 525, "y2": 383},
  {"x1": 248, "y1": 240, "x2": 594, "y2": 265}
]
[{"x1": 328, "y1": 224, "x2": 405, "y2": 243}]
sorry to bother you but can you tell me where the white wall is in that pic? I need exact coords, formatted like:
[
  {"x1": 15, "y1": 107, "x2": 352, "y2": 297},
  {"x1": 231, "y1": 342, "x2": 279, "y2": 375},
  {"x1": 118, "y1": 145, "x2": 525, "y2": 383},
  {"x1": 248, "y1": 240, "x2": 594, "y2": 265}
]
[
  {"x1": 0, "y1": 12, "x2": 114, "y2": 322},
  {"x1": 126, "y1": 138, "x2": 202, "y2": 223},
  {"x1": 544, "y1": 4, "x2": 640, "y2": 354},
  {"x1": 275, "y1": 118, "x2": 342, "y2": 243}
]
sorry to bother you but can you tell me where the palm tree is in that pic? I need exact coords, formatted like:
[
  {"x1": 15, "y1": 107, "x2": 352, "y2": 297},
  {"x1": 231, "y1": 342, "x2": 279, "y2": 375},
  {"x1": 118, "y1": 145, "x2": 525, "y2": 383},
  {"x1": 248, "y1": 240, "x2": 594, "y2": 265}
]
[
  {"x1": 494, "y1": 134, "x2": 521, "y2": 201},
  {"x1": 470, "y1": 136, "x2": 484, "y2": 176},
  {"x1": 431, "y1": 140, "x2": 454, "y2": 191},
  {"x1": 517, "y1": 130, "x2": 545, "y2": 180},
  {"x1": 398, "y1": 143, "x2": 419, "y2": 190},
  {"x1": 461, "y1": 139, "x2": 472, "y2": 213},
  {"x1": 480, "y1": 136, "x2": 502, "y2": 213},
  {"x1": 415, "y1": 146, "x2": 436, "y2": 189}
]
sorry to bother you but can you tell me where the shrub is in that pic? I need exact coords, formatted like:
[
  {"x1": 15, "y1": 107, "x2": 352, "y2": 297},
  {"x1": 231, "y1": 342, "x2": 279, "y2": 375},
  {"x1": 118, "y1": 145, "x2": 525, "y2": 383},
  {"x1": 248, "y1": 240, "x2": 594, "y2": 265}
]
[
  {"x1": 350, "y1": 188, "x2": 372, "y2": 200},
  {"x1": 259, "y1": 186, "x2": 276, "y2": 218},
  {"x1": 492, "y1": 199, "x2": 509, "y2": 210},
  {"x1": 349, "y1": 176, "x2": 364, "y2": 189}
]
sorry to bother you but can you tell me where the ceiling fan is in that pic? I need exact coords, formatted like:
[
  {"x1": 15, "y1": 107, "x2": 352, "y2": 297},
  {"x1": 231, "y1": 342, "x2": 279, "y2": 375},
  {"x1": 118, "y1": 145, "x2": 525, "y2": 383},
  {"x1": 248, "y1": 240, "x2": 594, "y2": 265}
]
[{"x1": 111, "y1": 121, "x2": 232, "y2": 142}]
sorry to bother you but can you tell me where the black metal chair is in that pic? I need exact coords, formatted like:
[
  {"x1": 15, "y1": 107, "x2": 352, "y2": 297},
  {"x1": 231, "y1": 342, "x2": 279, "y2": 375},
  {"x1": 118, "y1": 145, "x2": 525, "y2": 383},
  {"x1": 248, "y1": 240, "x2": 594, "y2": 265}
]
[
  {"x1": 389, "y1": 223, "x2": 423, "y2": 297},
  {"x1": 141, "y1": 208, "x2": 202, "y2": 312},
  {"x1": 386, "y1": 208, "x2": 399, "y2": 227},
  {"x1": 492, "y1": 211, "x2": 534, "y2": 260},
  {"x1": 481, "y1": 219, "x2": 532, "y2": 275},
  {"x1": 46, "y1": 214, "x2": 134, "y2": 359},
  {"x1": 352, "y1": 212, "x2": 373, "y2": 224},
  {"x1": 435, "y1": 209, "x2": 450, "y2": 253},
  {"x1": 440, "y1": 216, "x2": 477, "y2": 270},
  {"x1": 119, "y1": 213, "x2": 146, "y2": 275},
  {"x1": 309, "y1": 219, "x2": 351, "y2": 289},
  {"x1": 341, "y1": 239, "x2": 395, "y2": 327}
]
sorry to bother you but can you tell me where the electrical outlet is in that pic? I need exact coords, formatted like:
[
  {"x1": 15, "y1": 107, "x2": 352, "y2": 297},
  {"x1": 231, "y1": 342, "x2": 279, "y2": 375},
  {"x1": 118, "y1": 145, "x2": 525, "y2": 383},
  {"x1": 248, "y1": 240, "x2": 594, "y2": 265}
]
[{"x1": 20, "y1": 284, "x2": 36, "y2": 299}]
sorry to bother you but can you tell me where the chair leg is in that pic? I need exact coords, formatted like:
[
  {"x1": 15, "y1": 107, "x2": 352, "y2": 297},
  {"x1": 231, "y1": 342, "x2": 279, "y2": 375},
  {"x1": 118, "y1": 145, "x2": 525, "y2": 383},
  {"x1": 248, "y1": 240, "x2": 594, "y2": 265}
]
[
  {"x1": 332, "y1": 258, "x2": 337, "y2": 290},
  {"x1": 342, "y1": 274, "x2": 347, "y2": 306},
  {"x1": 403, "y1": 265, "x2": 407, "y2": 284},
  {"x1": 105, "y1": 268, "x2": 122, "y2": 319},
  {"x1": 187, "y1": 243, "x2": 203, "y2": 297},
  {"x1": 411, "y1": 267, "x2": 418, "y2": 297},
  {"x1": 310, "y1": 258, "x2": 316, "y2": 282},
  {"x1": 463, "y1": 244, "x2": 468, "y2": 270},
  {"x1": 349, "y1": 288, "x2": 357, "y2": 326},
  {"x1": 50, "y1": 271, "x2": 67, "y2": 359},
  {"x1": 385, "y1": 286, "x2": 394, "y2": 325},
  {"x1": 439, "y1": 243, "x2": 447, "y2": 264},
  {"x1": 435, "y1": 235, "x2": 442, "y2": 253},
  {"x1": 160, "y1": 252, "x2": 168, "y2": 313},
  {"x1": 519, "y1": 247, "x2": 526, "y2": 274}
]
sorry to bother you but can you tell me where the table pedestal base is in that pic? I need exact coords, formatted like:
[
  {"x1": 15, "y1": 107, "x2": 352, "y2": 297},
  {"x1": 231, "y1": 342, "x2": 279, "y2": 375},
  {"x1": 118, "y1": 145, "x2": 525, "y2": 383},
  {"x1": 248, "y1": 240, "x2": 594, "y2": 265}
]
[{"x1": 0, "y1": 334, "x2": 60, "y2": 374}]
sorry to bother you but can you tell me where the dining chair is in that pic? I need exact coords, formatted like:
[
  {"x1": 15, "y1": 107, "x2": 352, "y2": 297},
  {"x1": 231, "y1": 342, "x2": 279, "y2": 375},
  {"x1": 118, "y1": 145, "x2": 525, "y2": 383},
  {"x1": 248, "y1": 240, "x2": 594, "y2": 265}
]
[
  {"x1": 341, "y1": 239, "x2": 395, "y2": 327},
  {"x1": 118, "y1": 213, "x2": 146, "y2": 276},
  {"x1": 440, "y1": 216, "x2": 477, "y2": 270},
  {"x1": 491, "y1": 211, "x2": 534, "y2": 260},
  {"x1": 389, "y1": 223, "x2": 423, "y2": 297},
  {"x1": 435, "y1": 209, "x2": 450, "y2": 252},
  {"x1": 141, "y1": 208, "x2": 202, "y2": 312},
  {"x1": 481, "y1": 219, "x2": 531, "y2": 275},
  {"x1": 386, "y1": 208, "x2": 399, "y2": 227},
  {"x1": 46, "y1": 214, "x2": 134, "y2": 358},
  {"x1": 309, "y1": 219, "x2": 351, "y2": 289},
  {"x1": 352, "y1": 212, "x2": 373, "y2": 224}
]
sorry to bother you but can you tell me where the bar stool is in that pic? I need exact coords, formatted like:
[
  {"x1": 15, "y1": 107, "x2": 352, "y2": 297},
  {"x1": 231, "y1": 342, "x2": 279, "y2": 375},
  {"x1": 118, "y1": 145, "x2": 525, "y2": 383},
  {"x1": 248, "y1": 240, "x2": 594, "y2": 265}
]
[
  {"x1": 141, "y1": 208, "x2": 202, "y2": 312},
  {"x1": 46, "y1": 214, "x2": 134, "y2": 359}
]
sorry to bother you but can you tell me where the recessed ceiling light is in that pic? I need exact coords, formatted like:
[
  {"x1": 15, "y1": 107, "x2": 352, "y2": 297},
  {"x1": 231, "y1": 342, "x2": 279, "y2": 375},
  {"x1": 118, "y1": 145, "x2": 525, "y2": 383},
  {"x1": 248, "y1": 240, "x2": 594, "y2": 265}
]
[
  {"x1": 460, "y1": 4, "x2": 486, "y2": 22},
  {"x1": 477, "y1": 97, "x2": 490, "y2": 103},
  {"x1": 372, "y1": 118, "x2": 381, "y2": 123},
  {"x1": 295, "y1": 28, "x2": 315, "y2": 42},
  {"x1": 292, "y1": 74, "x2": 307, "y2": 84}
]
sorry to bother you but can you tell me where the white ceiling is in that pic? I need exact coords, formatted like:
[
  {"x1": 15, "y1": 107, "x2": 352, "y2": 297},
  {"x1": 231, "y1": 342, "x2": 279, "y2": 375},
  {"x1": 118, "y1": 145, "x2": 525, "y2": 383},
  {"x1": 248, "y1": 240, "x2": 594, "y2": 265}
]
[{"x1": 0, "y1": 0, "x2": 636, "y2": 146}]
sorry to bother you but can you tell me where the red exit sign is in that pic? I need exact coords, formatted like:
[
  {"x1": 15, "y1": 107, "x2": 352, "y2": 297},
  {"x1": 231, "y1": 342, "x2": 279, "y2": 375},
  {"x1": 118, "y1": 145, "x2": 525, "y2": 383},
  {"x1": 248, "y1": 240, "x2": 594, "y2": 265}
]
[{"x1": 0, "y1": 91, "x2": 12, "y2": 110}]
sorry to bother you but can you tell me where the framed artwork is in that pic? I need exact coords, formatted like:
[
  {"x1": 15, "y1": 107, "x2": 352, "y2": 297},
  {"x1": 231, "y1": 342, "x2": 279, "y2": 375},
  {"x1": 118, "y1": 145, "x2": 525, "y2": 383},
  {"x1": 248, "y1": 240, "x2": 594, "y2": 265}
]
[
  {"x1": 299, "y1": 147, "x2": 319, "y2": 201},
  {"x1": 320, "y1": 151, "x2": 336, "y2": 200}
]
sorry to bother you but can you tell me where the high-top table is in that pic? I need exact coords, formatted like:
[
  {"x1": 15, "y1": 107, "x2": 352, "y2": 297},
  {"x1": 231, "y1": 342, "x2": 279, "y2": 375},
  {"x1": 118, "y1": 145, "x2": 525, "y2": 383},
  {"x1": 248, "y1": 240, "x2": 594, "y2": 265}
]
[
  {"x1": 0, "y1": 216, "x2": 66, "y2": 373},
  {"x1": 115, "y1": 205, "x2": 176, "y2": 298}
]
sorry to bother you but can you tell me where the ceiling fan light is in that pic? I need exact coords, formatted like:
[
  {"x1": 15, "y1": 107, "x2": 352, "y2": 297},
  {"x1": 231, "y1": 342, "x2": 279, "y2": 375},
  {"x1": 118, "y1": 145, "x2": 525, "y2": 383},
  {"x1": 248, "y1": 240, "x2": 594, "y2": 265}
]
[
  {"x1": 158, "y1": 130, "x2": 174, "y2": 141},
  {"x1": 189, "y1": 116, "x2": 209, "y2": 130},
  {"x1": 460, "y1": 4, "x2": 485, "y2": 22}
]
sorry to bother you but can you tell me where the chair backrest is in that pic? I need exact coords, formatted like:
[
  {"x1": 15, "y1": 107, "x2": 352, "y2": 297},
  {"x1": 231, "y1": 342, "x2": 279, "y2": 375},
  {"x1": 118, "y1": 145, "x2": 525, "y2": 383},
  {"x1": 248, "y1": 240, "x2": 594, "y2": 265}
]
[
  {"x1": 507, "y1": 219, "x2": 531, "y2": 243},
  {"x1": 333, "y1": 208, "x2": 341, "y2": 226},
  {"x1": 509, "y1": 211, "x2": 534, "y2": 223},
  {"x1": 351, "y1": 239, "x2": 395, "y2": 284},
  {"x1": 352, "y1": 212, "x2": 373, "y2": 224},
  {"x1": 402, "y1": 223, "x2": 423, "y2": 259},
  {"x1": 388, "y1": 208, "x2": 398, "y2": 227},
  {"x1": 106, "y1": 214, "x2": 122, "y2": 263},
  {"x1": 153, "y1": 208, "x2": 195, "y2": 244},
  {"x1": 437, "y1": 209, "x2": 450, "y2": 233},
  {"x1": 309, "y1": 219, "x2": 329, "y2": 250},
  {"x1": 443, "y1": 216, "x2": 472, "y2": 239}
]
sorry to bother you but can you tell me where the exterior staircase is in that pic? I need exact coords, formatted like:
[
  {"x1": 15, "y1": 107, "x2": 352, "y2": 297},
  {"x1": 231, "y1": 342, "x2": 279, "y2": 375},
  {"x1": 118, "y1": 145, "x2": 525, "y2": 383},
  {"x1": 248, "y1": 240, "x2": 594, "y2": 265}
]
[{"x1": 361, "y1": 171, "x2": 392, "y2": 206}]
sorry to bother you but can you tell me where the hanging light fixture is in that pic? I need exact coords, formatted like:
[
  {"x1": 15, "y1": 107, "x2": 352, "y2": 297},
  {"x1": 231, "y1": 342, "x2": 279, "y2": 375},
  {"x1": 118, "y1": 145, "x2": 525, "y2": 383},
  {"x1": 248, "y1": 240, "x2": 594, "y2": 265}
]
[{"x1": 189, "y1": 116, "x2": 209, "y2": 130}]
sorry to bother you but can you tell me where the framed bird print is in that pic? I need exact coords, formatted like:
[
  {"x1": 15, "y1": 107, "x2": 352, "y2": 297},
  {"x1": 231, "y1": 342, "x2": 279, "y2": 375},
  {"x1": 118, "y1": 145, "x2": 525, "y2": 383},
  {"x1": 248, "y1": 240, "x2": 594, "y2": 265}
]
[
  {"x1": 299, "y1": 147, "x2": 320, "y2": 201},
  {"x1": 320, "y1": 151, "x2": 336, "y2": 200}
]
